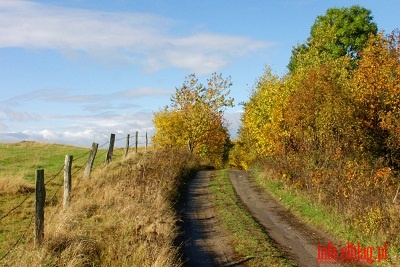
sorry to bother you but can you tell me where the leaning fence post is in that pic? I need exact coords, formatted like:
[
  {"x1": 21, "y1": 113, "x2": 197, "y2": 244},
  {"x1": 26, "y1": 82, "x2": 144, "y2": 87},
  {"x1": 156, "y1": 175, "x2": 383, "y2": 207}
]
[
  {"x1": 105, "y1": 133, "x2": 115, "y2": 164},
  {"x1": 84, "y1": 142, "x2": 98, "y2": 179},
  {"x1": 125, "y1": 134, "x2": 130, "y2": 157},
  {"x1": 135, "y1": 131, "x2": 138, "y2": 153},
  {"x1": 145, "y1": 132, "x2": 148, "y2": 151},
  {"x1": 63, "y1": 155, "x2": 73, "y2": 208},
  {"x1": 35, "y1": 169, "x2": 45, "y2": 247}
]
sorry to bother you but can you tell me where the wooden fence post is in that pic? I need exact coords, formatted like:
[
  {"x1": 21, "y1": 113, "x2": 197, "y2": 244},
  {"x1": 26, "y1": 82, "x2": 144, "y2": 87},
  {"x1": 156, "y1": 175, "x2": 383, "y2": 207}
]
[
  {"x1": 135, "y1": 131, "x2": 138, "y2": 153},
  {"x1": 84, "y1": 142, "x2": 98, "y2": 179},
  {"x1": 63, "y1": 155, "x2": 73, "y2": 208},
  {"x1": 35, "y1": 169, "x2": 45, "y2": 247},
  {"x1": 125, "y1": 134, "x2": 130, "y2": 157},
  {"x1": 145, "y1": 132, "x2": 148, "y2": 151},
  {"x1": 105, "y1": 133, "x2": 115, "y2": 164}
]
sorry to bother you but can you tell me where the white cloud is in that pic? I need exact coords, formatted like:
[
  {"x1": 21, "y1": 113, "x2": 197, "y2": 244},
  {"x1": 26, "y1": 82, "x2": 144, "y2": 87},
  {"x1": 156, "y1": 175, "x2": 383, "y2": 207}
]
[
  {"x1": 0, "y1": 0, "x2": 270, "y2": 74},
  {"x1": 2, "y1": 113, "x2": 155, "y2": 147},
  {"x1": 2, "y1": 87, "x2": 171, "y2": 105}
]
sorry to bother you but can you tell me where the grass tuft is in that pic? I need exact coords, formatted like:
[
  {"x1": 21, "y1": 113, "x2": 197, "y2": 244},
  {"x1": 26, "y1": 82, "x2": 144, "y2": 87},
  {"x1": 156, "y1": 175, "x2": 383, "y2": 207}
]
[{"x1": 0, "y1": 175, "x2": 35, "y2": 195}]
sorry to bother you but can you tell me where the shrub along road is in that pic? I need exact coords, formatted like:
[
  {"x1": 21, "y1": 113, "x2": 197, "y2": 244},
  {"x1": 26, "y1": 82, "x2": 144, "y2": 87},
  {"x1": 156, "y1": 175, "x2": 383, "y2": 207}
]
[{"x1": 182, "y1": 170, "x2": 348, "y2": 267}]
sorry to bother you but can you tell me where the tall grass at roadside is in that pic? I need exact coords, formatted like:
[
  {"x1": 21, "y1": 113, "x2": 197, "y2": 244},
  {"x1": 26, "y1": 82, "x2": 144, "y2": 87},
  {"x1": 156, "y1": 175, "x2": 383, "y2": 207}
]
[{"x1": 1, "y1": 142, "x2": 199, "y2": 266}]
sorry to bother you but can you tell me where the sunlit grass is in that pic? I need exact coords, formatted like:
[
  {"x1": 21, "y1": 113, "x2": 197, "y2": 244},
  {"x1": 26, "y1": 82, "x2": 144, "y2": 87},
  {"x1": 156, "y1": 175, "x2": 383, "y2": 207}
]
[
  {"x1": 209, "y1": 169, "x2": 296, "y2": 267},
  {"x1": 0, "y1": 142, "x2": 149, "y2": 262}
]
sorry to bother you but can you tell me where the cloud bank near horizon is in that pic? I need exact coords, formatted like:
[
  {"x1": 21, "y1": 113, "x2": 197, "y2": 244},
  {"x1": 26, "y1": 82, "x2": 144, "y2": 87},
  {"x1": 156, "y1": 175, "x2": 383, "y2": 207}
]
[{"x1": 0, "y1": 109, "x2": 242, "y2": 147}]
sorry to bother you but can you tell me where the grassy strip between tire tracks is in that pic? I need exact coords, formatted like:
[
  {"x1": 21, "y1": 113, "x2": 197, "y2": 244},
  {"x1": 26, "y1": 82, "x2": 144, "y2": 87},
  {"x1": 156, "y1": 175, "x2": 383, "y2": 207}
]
[{"x1": 209, "y1": 169, "x2": 296, "y2": 267}]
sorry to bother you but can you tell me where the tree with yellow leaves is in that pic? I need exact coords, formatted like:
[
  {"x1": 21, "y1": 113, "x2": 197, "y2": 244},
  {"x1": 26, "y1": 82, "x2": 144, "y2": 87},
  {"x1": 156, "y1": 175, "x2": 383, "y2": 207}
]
[{"x1": 152, "y1": 73, "x2": 234, "y2": 167}]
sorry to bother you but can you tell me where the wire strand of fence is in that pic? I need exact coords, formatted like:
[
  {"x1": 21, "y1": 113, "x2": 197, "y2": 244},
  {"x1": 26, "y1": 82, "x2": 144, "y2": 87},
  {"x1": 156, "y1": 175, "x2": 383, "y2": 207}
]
[
  {"x1": 0, "y1": 193, "x2": 34, "y2": 221},
  {"x1": 17, "y1": 234, "x2": 35, "y2": 263},
  {"x1": 72, "y1": 164, "x2": 85, "y2": 176},
  {"x1": 47, "y1": 182, "x2": 64, "y2": 206},
  {"x1": 47, "y1": 199, "x2": 63, "y2": 226},
  {"x1": 99, "y1": 141, "x2": 109, "y2": 148},
  {"x1": 128, "y1": 135, "x2": 152, "y2": 139},
  {"x1": 96, "y1": 150, "x2": 108, "y2": 161},
  {"x1": 0, "y1": 214, "x2": 34, "y2": 263},
  {"x1": 115, "y1": 136, "x2": 127, "y2": 142},
  {"x1": 72, "y1": 149, "x2": 91, "y2": 162},
  {"x1": 74, "y1": 174, "x2": 84, "y2": 189},
  {"x1": 45, "y1": 164, "x2": 64, "y2": 186}
]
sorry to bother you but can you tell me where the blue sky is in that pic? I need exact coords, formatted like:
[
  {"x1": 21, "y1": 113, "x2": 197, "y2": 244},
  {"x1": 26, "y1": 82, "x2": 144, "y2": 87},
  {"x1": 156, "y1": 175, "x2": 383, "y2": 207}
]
[{"x1": 0, "y1": 0, "x2": 399, "y2": 147}]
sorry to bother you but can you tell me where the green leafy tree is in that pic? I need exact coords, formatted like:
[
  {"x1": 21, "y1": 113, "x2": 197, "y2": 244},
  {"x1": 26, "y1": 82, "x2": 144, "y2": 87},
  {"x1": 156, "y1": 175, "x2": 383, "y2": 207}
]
[
  {"x1": 288, "y1": 5, "x2": 378, "y2": 72},
  {"x1": 153, "y1": 73, "x2": 234, "y2": 167}
]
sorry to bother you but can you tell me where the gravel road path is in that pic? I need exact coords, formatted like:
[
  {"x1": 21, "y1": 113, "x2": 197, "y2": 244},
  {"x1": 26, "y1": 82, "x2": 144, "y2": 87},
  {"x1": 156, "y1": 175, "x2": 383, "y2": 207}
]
[
  {"x1": 229, "y1": 170, "x2": 345, "y2": 267},
  {"x1": 181, "y1": 170, "x2": 239, "y2": 266},
  {"x1": 181, "y1": 170, "x2": 348, "y2": 267}
]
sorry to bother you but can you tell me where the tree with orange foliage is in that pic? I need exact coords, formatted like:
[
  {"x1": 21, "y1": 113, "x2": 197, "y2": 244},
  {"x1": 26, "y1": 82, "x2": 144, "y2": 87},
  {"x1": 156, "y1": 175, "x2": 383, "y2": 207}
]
[{"x1": 352, "y1": 30, "x2": 400, "y2": 164}]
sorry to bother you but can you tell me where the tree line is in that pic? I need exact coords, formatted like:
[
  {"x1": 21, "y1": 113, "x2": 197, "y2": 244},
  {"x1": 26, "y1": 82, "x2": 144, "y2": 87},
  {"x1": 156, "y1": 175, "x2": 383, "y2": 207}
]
[
  {"x1": 231, "y1": 5, "x2": 400, "y2": 236},
  {"x1": 152, "y1": 5, "x2": 400, "y2": 237}
]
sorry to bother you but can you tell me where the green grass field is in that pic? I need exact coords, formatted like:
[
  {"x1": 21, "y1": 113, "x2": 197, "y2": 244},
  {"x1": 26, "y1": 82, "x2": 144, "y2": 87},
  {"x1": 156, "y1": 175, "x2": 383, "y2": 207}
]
[
  {"x1": 1, "y1": 144, "x2": 190, "y2": 266},
  {"x1": 0, "y1": 141, "x2": 127, "y2": 259}
]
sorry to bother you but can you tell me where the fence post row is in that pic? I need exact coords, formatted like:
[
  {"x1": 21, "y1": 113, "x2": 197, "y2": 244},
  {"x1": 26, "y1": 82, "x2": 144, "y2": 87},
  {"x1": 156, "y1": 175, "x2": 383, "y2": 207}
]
[
  {"x1": 35, "y1": 169, "x2": 45, "y2": 247},
  {"x1": 105, "y1": 133, "x2": 115, "y2": 164},
  {"x1": 63, "y1": 155, "x2": 73, "y2": 208},
  {"x1": 84, "y1": 142, "x2": 98, "y2": 179},
  {"x1": 29, "y1": 132, "x2": 149, "y2": 251}
]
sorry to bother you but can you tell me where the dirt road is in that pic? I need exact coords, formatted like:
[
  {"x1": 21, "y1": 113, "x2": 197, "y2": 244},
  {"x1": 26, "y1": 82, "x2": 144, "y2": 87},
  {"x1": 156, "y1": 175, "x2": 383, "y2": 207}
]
[
  {"x1": 181, "y1": 170, "x2": 345, "y2": 267},
  {"x1": 229, "y1": 170, "x2": 343, "y2": 267},
  {"x1": 181, "y1": 171, "x2": 240, "y2": 266}
]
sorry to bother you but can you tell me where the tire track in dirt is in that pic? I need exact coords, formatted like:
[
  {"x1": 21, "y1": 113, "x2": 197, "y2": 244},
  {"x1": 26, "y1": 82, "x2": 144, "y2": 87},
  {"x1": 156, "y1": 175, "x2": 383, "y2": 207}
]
[
  {"x1": 181, "y1": 170, "x2": 240, "y2": 267},
  {"x1": 229, "y1": 170, "x2": 347, "y2": 267}
]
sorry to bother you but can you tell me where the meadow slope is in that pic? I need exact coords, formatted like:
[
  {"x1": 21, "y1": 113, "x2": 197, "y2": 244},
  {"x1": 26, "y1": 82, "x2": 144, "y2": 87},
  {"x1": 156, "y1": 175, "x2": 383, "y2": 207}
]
[{"x1": 1, "y1": 143, "x2": 199, "y2": 266}]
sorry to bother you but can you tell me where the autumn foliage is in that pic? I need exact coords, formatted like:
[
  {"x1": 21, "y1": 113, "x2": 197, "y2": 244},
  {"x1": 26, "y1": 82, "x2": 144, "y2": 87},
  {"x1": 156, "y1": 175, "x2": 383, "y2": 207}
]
[
  {"x1": 233, "y1": 29, "x2": 400, "y2": 243},
  {"x1": 153, "y1": 73, "x2": 233, "y2": 167}
]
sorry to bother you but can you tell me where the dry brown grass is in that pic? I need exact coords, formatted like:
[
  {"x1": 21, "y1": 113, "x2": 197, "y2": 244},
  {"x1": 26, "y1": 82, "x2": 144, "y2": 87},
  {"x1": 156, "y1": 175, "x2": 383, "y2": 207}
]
[
  {"x1": 3, "y1": 148, "x2": 198, "y2": 266},
  {"x1": 0, "y1": 175, "x2": 35, "y2": 195}
]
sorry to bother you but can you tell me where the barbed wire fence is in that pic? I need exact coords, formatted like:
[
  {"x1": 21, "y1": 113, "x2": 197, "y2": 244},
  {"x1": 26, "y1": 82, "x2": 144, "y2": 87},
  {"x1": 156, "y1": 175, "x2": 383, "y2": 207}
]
[{"x1": 0, "y1": 132, "x2": 152, "y2": 263}]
